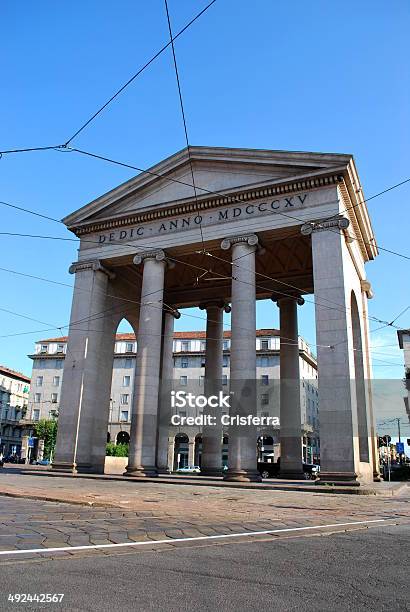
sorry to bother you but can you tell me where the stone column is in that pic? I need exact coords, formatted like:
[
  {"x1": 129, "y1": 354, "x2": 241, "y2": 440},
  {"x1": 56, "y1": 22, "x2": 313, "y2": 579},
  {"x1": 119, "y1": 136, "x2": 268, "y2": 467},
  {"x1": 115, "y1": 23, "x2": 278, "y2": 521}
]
[
  {"x1": 167, "y1": 437, "x2": 175, "y2": 472},
  {"x1": 125, "y1": 250, "x2": 167, "y2": 478},
  {"x1": 188, "y1": 439, "x2": 195, "y2": 467},
  {"x1": 301, "y1": 217, "x2": 371, "y2": 485},
  {"x1": 275, "y1": 295, "x2": 304, "y2": 478},
  {"x1": 199, "y1": 301, "x2": 229, "y2": 476},
  {"x1": 53, "y1": 260, "x2": 116, "y2": 474},
  {"x1": 157, "y1": 309, "x2": 180, "y2": 473},
  {"x1": 221, "y1": 234, "x2": 261, "y2": 482}
]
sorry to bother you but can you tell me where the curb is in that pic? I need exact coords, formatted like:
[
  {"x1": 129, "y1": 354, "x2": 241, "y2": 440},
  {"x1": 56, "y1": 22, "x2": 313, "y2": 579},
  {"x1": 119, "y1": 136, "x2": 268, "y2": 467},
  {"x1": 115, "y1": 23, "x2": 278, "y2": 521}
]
[{"x1": 12, "y1": 469, "x2": 409, "y2": 496}]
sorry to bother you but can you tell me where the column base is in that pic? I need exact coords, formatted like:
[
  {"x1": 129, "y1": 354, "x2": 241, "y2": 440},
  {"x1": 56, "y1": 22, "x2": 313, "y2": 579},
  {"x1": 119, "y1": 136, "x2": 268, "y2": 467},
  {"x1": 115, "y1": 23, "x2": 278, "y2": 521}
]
[
  {"x1": 124, "y1": 466, "x2": 158, "y2": 478},
  {"x1": 76, "y1": 463, "x2": 105, "y2": 475},
  {"x1": 223, "y1": 469, "x2": 262, "y2": 483},
  {"x1": 200, "y1": 467, "x2": 223, "y2": 477},
  {"x1": 51, "y1": 462, "x2": 77, "y2": 474},
  {"x1": 157, "y1": 467, "x2": 171, "y2": 475},
  {"x1": 316, "y1": 472, "x2": 360, "y2": 487},
  {"x1": 278, "y1": 470, "x2": 305, "y2": 480}
]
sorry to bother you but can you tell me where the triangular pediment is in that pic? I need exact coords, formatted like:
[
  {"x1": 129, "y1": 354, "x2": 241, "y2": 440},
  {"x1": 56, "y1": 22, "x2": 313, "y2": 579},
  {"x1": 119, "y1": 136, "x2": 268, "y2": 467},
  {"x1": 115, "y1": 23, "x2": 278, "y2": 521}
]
[{"x1": 63, "y1": 146, "x2": 352, "y2": 229}]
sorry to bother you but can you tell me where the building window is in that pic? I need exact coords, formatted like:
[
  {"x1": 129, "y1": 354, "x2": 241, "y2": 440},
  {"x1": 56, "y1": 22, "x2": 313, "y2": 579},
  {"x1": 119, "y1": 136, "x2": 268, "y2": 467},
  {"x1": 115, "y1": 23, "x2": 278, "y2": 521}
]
[
  {"x1": 222, "y1": 355, "x2": 229, "y2": 367},
  {"x1": 125, "y1": 358, "x2": 132, "y2": 368},
  {"x1": 32, "y1": 409, "x2": 40, "y2": 422},
  {"x1": 260, "y1": 339, "x2": 269, "y2": 350},
  {"x1": 261, "y1": 375, "x2": 269, "y2": 386},
  {"x1": 36, "y1": 376, "x2": 43, "y2": 387},
  {"x1": 201, "y1": 357, "x2": 206, "y2": 367},
  {"x1": 181, "y1": 341, "x2": 190, "y2": 352},
  {"x1": 51, "y1": 393, "x2": 58, "y2": 404},
  {"x1": 200, "y1": 340, "x2": 206, "y2": 351},
  {"x1": 34, "y1": 393, "x2": 41, "y2": 403},
  {"x1": 222, "y1": 375, "x2": 228, "y2": 386},
  {"x1": 57, "y1": 344, "x2": 65, "y2": 353},
  {"x1": 223, "y1": 340, "x2": 229, "y2": 350},
  {"x1": 120, "y1": 394, "x2": 129, "y2": 405},
  {"x1": 120, "y1": 410, "x2": 129, "y2": 422},
  {"x1": 181, "y1": 357, "x2": 189, "y2": 369},
  {"x1": 40, "y1": 345, "x2": 48, "y2": 353},
  {"x1": 53, "y1": 376, "x2": 60, "y2": 387},
  {"x1": 261, "y1": 393, "x2": 269, "y2": 405},
  {"x1": 123, "y1": 376, "x2": 130, "y2": 387},
  {"x1": 179, "y1": 376, "x2": 188, "y2": 386},
  {"x1": 125, "y1": 342, "x2": 134, "y2": 353}
]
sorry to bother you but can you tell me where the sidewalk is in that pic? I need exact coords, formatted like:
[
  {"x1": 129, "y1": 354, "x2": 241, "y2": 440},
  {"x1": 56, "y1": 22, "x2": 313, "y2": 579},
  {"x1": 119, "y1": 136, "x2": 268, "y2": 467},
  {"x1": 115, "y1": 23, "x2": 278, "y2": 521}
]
[
  {"x1": 0, "y1": 467, "x2": 408, "y2": 516},
  {"x1": 17, "y1": 465, "x2": 409, "y2": 496}
]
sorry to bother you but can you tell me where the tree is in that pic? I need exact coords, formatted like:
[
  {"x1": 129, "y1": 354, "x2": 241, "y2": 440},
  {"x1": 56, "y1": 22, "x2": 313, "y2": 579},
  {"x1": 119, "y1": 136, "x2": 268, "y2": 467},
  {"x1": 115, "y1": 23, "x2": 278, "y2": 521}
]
[{"x1": 33, "y1": 419, "x2": 58, "y2": 460}]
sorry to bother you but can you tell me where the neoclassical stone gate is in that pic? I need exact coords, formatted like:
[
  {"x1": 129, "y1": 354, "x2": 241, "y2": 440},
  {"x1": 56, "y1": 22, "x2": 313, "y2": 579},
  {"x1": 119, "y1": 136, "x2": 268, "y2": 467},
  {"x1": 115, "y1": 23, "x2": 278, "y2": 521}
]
[{"x1": 53, "y1": 147, "x2": 379, "y2": 485}]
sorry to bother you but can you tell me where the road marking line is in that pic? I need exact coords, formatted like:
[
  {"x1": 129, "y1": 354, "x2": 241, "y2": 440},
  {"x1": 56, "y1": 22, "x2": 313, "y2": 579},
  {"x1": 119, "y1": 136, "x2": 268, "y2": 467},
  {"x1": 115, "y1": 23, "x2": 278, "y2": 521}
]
[{"x1": 0, "y1": 519, "x2": 387, "y2": 556}]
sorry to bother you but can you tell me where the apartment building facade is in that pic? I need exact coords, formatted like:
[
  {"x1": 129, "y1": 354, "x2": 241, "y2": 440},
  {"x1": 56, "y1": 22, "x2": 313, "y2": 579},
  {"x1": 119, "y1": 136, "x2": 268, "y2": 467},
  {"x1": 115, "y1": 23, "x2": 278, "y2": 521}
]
[
  {"x1": 0, "y1": 365, "x2": 31, "y2": 457},
  {"x1": 28, "y1": 329, "x2": 319, "y2": 469}
]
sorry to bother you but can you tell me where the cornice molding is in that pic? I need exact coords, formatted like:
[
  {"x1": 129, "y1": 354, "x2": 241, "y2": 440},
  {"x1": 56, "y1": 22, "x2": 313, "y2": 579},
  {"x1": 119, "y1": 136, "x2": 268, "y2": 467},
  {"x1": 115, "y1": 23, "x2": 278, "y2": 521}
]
[{"x1": 72, "y1": 173, "x2": 343, "y2": 236}]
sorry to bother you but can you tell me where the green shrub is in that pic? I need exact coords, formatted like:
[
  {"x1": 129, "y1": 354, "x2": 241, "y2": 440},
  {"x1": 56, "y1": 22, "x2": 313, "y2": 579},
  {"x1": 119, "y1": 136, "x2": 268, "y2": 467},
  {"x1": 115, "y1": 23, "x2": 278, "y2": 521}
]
[{"x1": 106, "y1": 443, "x2": 129, "y2": 457}]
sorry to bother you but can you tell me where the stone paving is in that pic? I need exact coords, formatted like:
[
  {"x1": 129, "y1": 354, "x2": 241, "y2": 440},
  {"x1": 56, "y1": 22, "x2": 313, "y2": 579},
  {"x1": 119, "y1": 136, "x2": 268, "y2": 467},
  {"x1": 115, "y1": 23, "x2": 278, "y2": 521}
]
[{"x1": 0, "y1": 469, "x2": 408, "y2": 564}]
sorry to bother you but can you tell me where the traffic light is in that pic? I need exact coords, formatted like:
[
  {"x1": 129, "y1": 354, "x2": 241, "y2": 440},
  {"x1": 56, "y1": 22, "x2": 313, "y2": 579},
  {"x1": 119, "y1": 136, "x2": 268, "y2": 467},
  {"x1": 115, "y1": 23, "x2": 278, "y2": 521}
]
[{"x1": 378, "y1": 435, "x2": 391, "y2": 447}]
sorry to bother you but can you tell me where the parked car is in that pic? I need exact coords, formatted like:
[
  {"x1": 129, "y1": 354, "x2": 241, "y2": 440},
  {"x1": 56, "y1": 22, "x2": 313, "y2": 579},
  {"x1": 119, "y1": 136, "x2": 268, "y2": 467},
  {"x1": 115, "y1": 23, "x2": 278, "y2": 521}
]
[
  {"x1": 176, "y1": 465, "x2": 201, "y2": 474},
  {"x1": 257, "y1": 461, "x2": 320, "y2": 479},
  {"x1": 257, "y1": 461, "x2": 280, "y2": 479},
  {"x1": 303, "y1": 463, "x2": 320, "y2": 479}
]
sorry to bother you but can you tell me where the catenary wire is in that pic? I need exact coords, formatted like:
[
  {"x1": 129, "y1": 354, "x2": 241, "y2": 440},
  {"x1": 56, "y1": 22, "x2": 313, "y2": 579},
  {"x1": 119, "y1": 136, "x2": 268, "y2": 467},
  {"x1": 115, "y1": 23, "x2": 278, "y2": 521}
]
[
  {"x1": 0, "y1": 230, "x2": 406, "y2": 335},
  {"x1": 163, "y1": 0, "x2": 204, "y2": 251},
  {"x1": 63, "y1": 0, "x2": 217, "y2": 145}
]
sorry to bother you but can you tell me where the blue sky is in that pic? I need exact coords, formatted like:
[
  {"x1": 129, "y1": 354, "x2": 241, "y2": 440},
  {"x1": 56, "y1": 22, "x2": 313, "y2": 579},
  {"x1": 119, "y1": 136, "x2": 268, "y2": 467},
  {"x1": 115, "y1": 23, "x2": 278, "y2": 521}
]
[{"x1": 1, "y1": 0, "x2": 409, "y2": 380}]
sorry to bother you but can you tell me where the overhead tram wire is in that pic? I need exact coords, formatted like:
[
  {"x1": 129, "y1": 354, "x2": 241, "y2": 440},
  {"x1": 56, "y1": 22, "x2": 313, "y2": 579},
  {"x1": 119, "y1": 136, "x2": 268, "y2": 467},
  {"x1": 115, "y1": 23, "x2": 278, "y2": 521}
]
[
  {"x1": 0, "y1": 236, "x2": 405, "y2": 349},
  {"x1": 0, "y1": 1, "x2": 217, "y2": 156},
  {"x1": 63, "y1": 0, "x2": 217, "y2": 146},
  {"x1": 62, "y1": 146, "x2": 410, "y2": 262},
  {"x1": 2, "y1": 141, "x2": 410, "y2": 261},
  {"x1": 0, "y1": 229, "x2": 399, "y2": 331},
  {"x1": 320, "y1": 177, "x2": 410, "y2": 225},
  {"x1": 163, "y1": 0, "x2": 204, "y2": 252},
  {"x1": 0, "y1": 214, "x2": 407, "y2": 334}
]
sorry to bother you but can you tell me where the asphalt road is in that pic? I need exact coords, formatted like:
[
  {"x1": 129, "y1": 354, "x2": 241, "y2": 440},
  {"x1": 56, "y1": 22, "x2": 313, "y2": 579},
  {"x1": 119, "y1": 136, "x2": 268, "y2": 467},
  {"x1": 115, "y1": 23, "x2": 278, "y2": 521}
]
[{"x1": 1, "y1": 523, "x2": 408, "y2": 612}]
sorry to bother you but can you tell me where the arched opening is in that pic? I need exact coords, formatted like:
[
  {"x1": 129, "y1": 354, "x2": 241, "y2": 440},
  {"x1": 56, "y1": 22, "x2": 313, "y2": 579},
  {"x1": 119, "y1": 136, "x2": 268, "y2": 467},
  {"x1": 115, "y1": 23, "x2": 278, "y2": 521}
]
[
  {"x1": 351, "y1": 291, "x2": 369, "y2": 462},
  {"x1": 174, "y1": 433, "x2": 189, "y2": 469},
  {"x1": 257, "y1": 435, "x2": 275, "y2": 462},
  {"x1": 194, "y1": 435, "x2": 202, "y2": 467},
  {"x1": 99, "y1": 315, "x2": 138, "y2": 463},
  {"x1": 116, "y1": 431, "x2": 130, "y2": 445}
]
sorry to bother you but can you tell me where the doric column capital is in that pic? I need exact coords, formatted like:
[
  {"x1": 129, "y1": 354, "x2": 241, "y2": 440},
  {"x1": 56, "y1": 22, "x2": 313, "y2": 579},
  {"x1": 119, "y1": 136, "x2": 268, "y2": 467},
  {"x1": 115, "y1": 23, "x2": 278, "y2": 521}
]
[
  {"x1": 221, "y1": 234, "x2": 259, "y2": 251},
  {"x1": 199, "y1": 300, "x2": 231, "y2": 313},
  {"x1": 300, "y1": 217, "x2": 350, "y2": 236},
  {"x1": 69, "y1": 259, "x2": 115, "y2": 280},
  {"x1": 133, "y1": 249, "x2": 174, "y2": 268}
]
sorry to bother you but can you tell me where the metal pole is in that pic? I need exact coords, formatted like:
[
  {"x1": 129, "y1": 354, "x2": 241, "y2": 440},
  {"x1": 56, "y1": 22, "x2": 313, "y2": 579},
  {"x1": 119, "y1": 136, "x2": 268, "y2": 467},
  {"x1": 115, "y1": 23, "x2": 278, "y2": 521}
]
[{"x1": 397, "y1": 418, "x2": 403, "y2": 465}]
